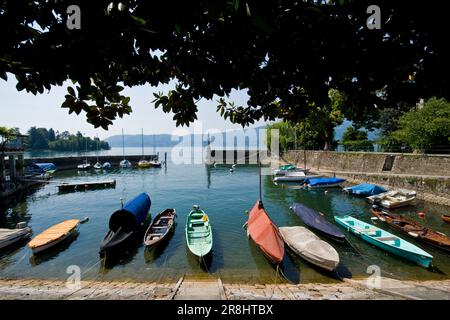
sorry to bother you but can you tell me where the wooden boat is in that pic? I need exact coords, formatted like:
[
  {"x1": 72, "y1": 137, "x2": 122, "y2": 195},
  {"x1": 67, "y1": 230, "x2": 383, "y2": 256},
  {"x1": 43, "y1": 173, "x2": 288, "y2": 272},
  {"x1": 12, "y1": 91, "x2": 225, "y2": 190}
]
[
  {"x1": 144, "y1": 208, "x2": 176, "y2": 247},
  {"x1": 372, "y1": 208, "x2": 450, "y2": 253},
  {"x1": 100, "y1": 193, "x2": 151, "y2": 255},
  {"x1": 279, "y1": 226, "x2": 340, "y2": 271},
  {"x1": 246, "y1": 201, "x2": 284, "y2": 264},
  {"x1": 367, "y1": 189, "x2": 416, "y2": 209},
  {"x1": 273, "y1": 172, "x2": 322, "y2": 182},
  {"x1": 305, "y1": 177, "x2": 346, "y2": 189},
  {"x1": 185, "y1": 205, "x2": 213, "y2": 258},
  {"x1": 28, "y1": 219, "x2": 80, "y2": 254},
  {"x1": 291, "y1": 202, "x2": 346, "y2": 243},
  {"x1": 334, "y1": 215, "x2": 433, "y2": 268},
  {"x1": 442, "y1": 215, "x2": 450, "y2": 224},
  {"x1": 0, "y1": 223, "x2": 32, "y2": 250}
]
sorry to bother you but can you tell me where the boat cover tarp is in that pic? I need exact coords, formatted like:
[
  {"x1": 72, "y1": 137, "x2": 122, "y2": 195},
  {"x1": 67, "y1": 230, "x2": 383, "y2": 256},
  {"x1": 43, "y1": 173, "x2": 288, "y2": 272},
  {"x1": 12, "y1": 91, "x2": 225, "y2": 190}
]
[
  {"x1": 279, "y1": 226, "x2": 339, "y2": 271},
  {"x1": 32, "y1": 163, "x2": 57, "y2": 173},
  {"x1": 247, "y1": 201, "x2": 284, "y2": 264},
  {"x1": 304, "y1": 177, "x2": 346, "y2": 186},
  {"x1": 279, "y1": 164, "x2": 296, "y2": 171},
  {"x1": 292, "y1": 203, "x2": 345, "y2": 240},
  {"x1": 344, "y1": 183, "x2": 386, "y2": 196},
  {"x1": 109, "y1": 193, "x2": 151, "y2": 232}
]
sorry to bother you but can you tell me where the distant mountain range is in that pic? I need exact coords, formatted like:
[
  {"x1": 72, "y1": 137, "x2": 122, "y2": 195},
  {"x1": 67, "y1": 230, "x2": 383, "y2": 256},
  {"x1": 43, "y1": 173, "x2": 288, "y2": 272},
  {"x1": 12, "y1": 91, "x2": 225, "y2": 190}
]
[{"x1": 105, "y1": 122, "x2": 379, "y2": 148}]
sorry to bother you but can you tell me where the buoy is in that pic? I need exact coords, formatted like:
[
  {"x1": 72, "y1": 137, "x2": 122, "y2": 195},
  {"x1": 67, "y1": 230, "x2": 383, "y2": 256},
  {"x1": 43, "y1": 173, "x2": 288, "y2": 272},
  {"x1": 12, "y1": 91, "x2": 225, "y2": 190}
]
[
  {"x1": 230, "y1": 168, "x2": 233, "y2": 173},
  {"x1": 324, "y1": 190, "x2": 328, "y2": 194},
  {"x1": 418, "y1": 212, "x2": 425, "y2": 218}
]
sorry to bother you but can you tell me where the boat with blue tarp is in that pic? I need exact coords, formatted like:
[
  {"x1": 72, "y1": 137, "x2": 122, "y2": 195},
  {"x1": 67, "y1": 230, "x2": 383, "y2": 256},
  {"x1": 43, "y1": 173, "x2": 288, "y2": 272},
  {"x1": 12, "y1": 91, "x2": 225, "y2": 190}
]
[
  {"x1": 100, "y1": 192, "x2": 151, "y2": 255},
  {"x1": 343, "y1": 183, "x2": 387, "y2": 196},
  {"x1": 304, "y1": 177, "x2": 346, "y2": 188}
]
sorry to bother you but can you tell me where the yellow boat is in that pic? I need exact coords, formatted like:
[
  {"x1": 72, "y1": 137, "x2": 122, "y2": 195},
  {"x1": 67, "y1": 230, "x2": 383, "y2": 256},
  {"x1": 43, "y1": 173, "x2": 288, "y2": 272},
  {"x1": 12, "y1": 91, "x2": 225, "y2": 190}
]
[
  {"x1": 138, "y1": 160, "x2": 151, "y2": 168},
  {"x1": 28, "y1": 219, "x2": 79, "y2": 254}
]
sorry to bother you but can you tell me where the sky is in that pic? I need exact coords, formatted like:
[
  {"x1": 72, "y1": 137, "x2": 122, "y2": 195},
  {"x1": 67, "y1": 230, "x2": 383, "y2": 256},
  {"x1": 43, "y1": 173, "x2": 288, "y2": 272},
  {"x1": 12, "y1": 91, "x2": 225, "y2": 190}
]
[{"x1": 0, "y1": 74, "x2": 267, "y2": 139}]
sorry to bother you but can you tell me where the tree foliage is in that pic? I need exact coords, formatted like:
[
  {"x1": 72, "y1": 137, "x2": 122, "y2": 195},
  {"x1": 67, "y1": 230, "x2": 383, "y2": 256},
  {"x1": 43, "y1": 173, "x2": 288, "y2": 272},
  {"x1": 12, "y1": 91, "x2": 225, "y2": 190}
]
[
  {"x1": 391, "y1": 98, "x2": 450, "y2": 153},
  {"x1": 341, "y1": 126, "x2": 373, "y2": 151},
  {"x1": 27, "y1": 127, "x2": 110, "y2": 151},
  {"x1": 1, "y1": 1, "x2": 450, "y2": 129}
]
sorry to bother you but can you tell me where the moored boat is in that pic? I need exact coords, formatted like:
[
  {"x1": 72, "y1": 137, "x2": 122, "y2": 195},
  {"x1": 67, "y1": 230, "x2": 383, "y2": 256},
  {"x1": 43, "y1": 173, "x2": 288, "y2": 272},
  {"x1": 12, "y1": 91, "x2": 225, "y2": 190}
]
[
  {"x1": 102, "y1": 162, "x2": 111, "y2": 169},
  {"x1": 304, "y1": 177, "x2": 346, "y2": 188},
  {"x1": 273, "y1": 171, "x2": 322, "y2": 182},
  {"x1": 0, "y1": 222, "x2": 32, "y2": 250},
  {"x1": 100, "y1": 192, "x2": 151, "y2": 255},
  {"x1": 343, "y1": 183, "x2": 386, "y2": 196},
  {"x1": 291, "y1": 202, "x2": 346, "y2": 243},
  {"x1": 77, "y1": 161, "x2": 91, "y2": 171},
  {"x1": 442, "y1": 215, "x2": 450, "y2": 224},
  {"x1": 28, "y1": 219, "x2": 79, "y2": 254},
  {"x1": 93, "y1": 162, "x2": 102, "y2": 170},
  {"x1": 120, "y1": 159, "x2": 132, "y2": 168},
  {"x1": 367, "y1": 189, "x2": 416, "y2": 209},
  {"x1": 246, "y1": 201, "x2": 284, "y2": 264},
  {"x1": 372, "y1": 207, "x2": 450, "y2": 253},
  {"x1": 137, "y1": 160, "x2": 151, "y2": 168},
  {"x1": 150, "y1": 160, "x2": 162, "y2": 168},
  {"x1": 334, "y1": 215, "x2": 433, "y2": 268},
  {"x1": 273, "y1": 164, "x2": 306, "y2": 176},
  {"x1": 185, "y1": 205, "x2": 213, "y2": 259},
  {"x1": 279, "y1": 226, "x2": 340, "y2": 271},
  {"x1": 144, "y1": 208, "x2": 176, "y2": 247}
]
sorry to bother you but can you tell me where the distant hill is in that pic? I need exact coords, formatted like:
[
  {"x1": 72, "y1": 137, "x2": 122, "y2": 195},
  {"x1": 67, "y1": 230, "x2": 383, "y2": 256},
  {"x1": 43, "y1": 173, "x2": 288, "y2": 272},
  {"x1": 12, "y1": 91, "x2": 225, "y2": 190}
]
[
  {"x1": 334, "y1": 120, "x2": 379, "y2": 141},
  {"x1": 105, "y1": 127, "x2": 266, "y2": 148}
]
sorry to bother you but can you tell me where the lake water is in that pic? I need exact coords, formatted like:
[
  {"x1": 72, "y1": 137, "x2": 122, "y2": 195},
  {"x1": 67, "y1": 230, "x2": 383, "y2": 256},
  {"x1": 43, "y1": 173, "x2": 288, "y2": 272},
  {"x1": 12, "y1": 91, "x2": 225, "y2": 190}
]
[{"x1": 1, "y1": 148, "x2": 449, "y2": 284}]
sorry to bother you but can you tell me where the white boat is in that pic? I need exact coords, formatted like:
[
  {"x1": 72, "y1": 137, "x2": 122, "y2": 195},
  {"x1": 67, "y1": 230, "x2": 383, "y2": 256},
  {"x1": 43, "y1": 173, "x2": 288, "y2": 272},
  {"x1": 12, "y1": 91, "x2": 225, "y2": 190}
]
[
  {"x1": 150, "y1": 160, "x2": 162, "y2": 168},
  {"x1": 28, "y1": 219, "x2": 80, "y2": 254},
  {"x1": 102, "y1": 162, "x2": 111, "y2": 169},
  {"x1": 279, "y1": 226, "x2": 340, "y2": 271},
  {"x1": 0, "y1": 223, "x2": 32, "y2": 250},
  {"x1": 93, "y1": 162, "x2": 102, "y2": 170},
  {"x1": 367, "y1": 189, "x2": 416, "y2": 209},
  {"x1": 77, "y1": 161, "x2": 91, "y2": 170},
  {"x1": 120, "y1": 159, "x2": 132, "y2": 168},
  {"x1": 274, "y1": 171, "x2": 322, "y2": 182}
]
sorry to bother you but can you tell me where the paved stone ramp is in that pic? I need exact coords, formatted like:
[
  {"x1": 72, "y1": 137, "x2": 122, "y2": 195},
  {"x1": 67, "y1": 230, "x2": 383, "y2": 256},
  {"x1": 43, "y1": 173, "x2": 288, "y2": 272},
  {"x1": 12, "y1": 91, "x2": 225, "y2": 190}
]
[{"x1": 173, "y1": 278, "x2": 226, "y2": 300}]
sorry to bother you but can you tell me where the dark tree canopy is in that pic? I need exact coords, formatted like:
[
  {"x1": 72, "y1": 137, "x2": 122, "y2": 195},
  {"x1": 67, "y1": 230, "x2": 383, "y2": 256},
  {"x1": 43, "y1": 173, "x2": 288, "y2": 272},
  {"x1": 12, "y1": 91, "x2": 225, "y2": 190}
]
[{"x1": 1, "y1": 0, "x2": 449, "y2": 129}]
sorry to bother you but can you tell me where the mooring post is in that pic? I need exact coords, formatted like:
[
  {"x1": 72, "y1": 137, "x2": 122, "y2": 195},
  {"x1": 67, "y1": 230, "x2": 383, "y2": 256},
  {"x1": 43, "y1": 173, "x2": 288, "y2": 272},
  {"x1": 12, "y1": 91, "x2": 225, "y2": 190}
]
[{"x1": 164, "y1": 152, "x2": 167, "y2": 167}]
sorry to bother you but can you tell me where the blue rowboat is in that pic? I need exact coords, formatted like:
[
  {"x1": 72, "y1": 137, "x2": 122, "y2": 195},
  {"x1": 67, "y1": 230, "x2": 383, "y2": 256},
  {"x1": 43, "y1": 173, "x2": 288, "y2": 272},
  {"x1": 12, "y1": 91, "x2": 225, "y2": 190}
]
[
  {"x1": 334, "y1": 215, "x2": 433, "y2": 268},
  {"x1": 291, "y1": 203, "x2": 346, "y2": 243},
  {"x1": 100, "y1": 192, "x2": 151, "y2": 255}
]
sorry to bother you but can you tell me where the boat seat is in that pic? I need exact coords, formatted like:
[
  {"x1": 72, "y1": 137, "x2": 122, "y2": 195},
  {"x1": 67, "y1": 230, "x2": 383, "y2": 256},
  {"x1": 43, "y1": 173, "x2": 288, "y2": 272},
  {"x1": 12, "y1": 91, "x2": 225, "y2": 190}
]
[
  {"x1": 151, "y1": 226, "x2": 167, "y2": 229},
  {"x1": 377, "y1": 236, "x2": 399, "y2": 243}
]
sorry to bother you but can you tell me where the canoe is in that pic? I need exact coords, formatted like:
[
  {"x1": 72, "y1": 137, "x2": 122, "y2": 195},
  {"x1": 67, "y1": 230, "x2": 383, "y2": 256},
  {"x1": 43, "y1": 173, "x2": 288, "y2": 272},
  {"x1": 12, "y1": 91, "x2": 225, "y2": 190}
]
[
  {"x1": 343, "y1": 183, "x2": 387, "y2": 196},
  {"x1": 334, "y1": 215, "x2": 433, "y2": 268},
  {"x1": 144, "y1": 208, "x2": 176, "y2": 247},
  {"x1": 185, "y1": 205, "x2": 213, "y2": 258},
  {"x1": 279, "y1": 226, "x2": 340, "y2": 271},
  {"x1": 247, "y1": 201, "x2": 284, "y2": 264},
  {"x1": 0, "y1": 223, "x2": 32, "y2": 250},
  {"x1": 291, "y1": 202, "x2": 346, "y2": 242},
  {"x1": 273, "y1": 172, "x2": 322, "y2": 182},
  {"x1": 372, "y1": 208, "x2": 450, "y2": 253},
  {"x1": 28, "y1": 219, "x2": 79, "y2": 254},
  {"x1": 367, "y1": 189, "x2": 416, "y2": 209},
  {"x1": 137, "y1": 160, "x2": 151, "y2": 168},
  {"x1": 304, "y1": 177, "x2": 346, "y2": 188},
  {"x1": 442, "y1": 215, "x2": 450, "y2": 224},
  {"x1": 100, "y1": 193, "x2": 151, "y2": 255}
]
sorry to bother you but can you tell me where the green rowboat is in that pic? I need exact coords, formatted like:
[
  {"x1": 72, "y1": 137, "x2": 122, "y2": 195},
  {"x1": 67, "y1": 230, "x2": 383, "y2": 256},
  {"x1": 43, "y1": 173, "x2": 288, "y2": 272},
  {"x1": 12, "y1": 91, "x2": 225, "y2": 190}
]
[
  {"x1": 186, "y1": 205, "x2": 213, "y2": 258},
  {"x1": 334, "y1": 215, "x2": 433, "y2": 268}
]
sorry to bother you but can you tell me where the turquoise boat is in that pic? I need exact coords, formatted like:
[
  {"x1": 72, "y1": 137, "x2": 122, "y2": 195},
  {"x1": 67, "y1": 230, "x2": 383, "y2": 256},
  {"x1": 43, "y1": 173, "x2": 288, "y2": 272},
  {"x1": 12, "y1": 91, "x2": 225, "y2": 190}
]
[
  {"x1": 185, "y1": 205, "x2": 213, "y2": 259},
  {"x1": 334, "y1": 215, "x2": 433, "y2": 268}
]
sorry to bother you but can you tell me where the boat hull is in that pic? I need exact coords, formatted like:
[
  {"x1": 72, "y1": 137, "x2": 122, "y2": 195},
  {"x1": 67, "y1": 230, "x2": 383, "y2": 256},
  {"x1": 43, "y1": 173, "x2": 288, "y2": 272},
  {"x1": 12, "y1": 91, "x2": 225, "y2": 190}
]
[
  {"x1": 144, "y1": 209, "x2": 176, "y2": 247},
  {"x1": 0, "y1": 227, "x2": 32, "y2": 250},
  {"x1": 31, "y1": 226, "x2": 78, "y2": 254},
  {"x1": 442, "y1": 215, "x2": 450, "y2": 224},
  {"x1": 185, "y1": 208, "x2": 213, "y2": 258}
]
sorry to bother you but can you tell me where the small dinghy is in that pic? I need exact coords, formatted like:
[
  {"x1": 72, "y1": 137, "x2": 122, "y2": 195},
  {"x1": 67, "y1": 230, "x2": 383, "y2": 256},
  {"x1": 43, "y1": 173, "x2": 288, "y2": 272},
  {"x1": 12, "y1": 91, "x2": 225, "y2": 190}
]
[
  {"x1": 247, "y1": 201, "x2": 285, "y2": 264},
  {"x1": 367, "y1": 189, "x2": 416, "y2": 209},
  {"x1": 334, "y1": 215, "x2": 433, "y2": 268},
  {"x1": 291, "y1": 202, "x2": 346, "y2": 243},
  {"x1": 144, "y1": 208, "x2": 176, "y2": 247},
  {"x1": 279, "y1": 226, "x2": 339, "y2": 271},
  {"x1": 372, "y1": 207, "x2": 450, "y2": 253},
  {"x1": 28, "y1": 220, "x2": 79, "y2": 254},
  {"x1": 186, "y1": 205, "x2": 213, "y2": 259},
  {"x1": 100, "y1": 193, "x2": 151, "y2": 256},
  {"x1": 0, "y1": 222, "x2": 32, "y2": 250}
]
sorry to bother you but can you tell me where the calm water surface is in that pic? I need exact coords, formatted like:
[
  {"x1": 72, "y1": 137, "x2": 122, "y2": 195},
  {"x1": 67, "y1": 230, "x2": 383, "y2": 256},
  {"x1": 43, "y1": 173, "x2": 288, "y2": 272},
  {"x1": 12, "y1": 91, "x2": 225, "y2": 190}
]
[{"x1": 1, "y1": 149, "x2": 449, "y2": 283}]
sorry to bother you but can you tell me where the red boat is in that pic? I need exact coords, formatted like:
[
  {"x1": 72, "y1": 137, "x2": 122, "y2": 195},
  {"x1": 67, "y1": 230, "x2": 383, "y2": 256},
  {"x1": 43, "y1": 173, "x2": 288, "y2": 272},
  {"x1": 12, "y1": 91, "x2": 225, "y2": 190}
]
[{"x1": 247, "y1": 201, "x2": 285, "y2": 264}]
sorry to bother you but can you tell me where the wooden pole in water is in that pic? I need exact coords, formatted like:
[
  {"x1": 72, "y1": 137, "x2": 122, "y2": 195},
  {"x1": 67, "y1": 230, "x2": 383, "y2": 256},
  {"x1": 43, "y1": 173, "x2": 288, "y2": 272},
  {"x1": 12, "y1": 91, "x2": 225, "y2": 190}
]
[{"x1": 259, "y1": 160, "x2": 262, "y2": 206}]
